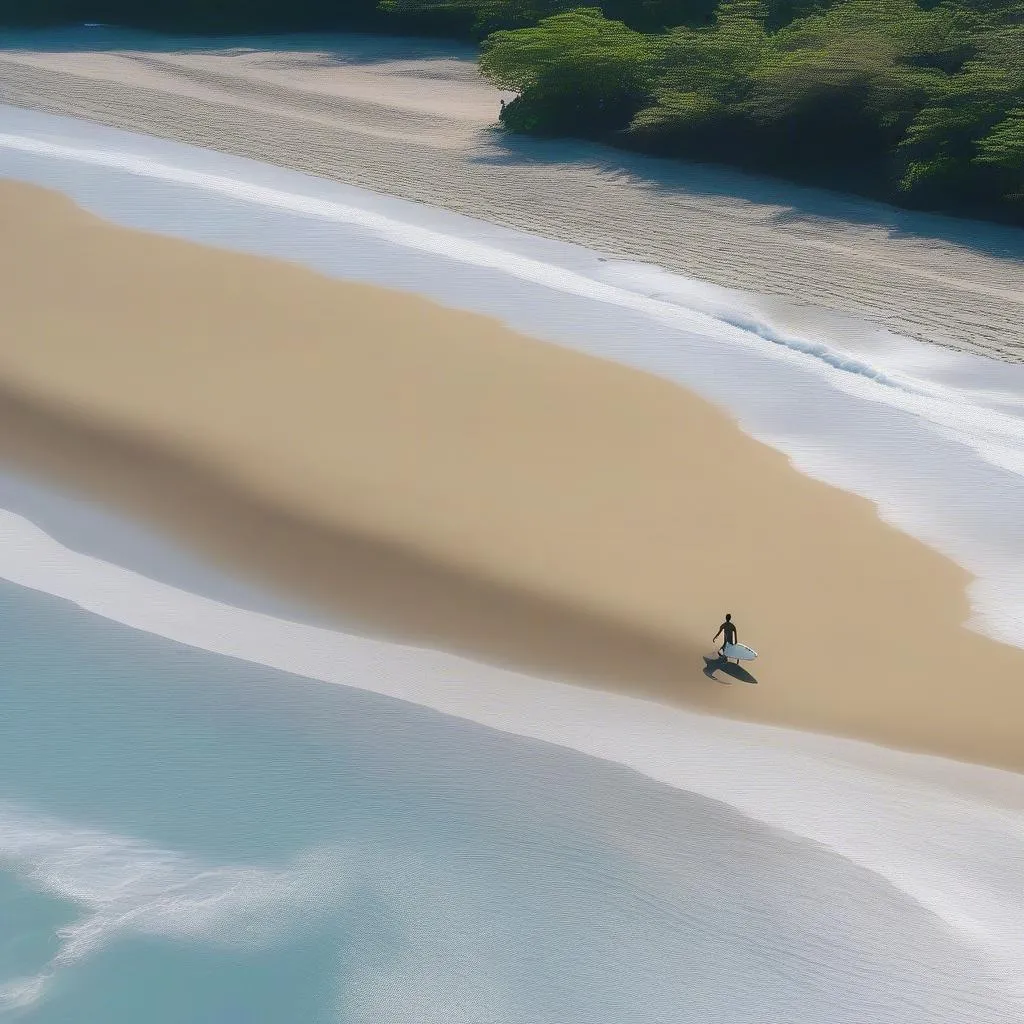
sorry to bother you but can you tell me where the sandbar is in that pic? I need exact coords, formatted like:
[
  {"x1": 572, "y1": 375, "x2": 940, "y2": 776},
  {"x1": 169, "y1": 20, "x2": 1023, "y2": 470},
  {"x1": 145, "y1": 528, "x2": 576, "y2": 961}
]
[{"x1": 1, "y1": 179, "x2": 1023, "y2": 772}]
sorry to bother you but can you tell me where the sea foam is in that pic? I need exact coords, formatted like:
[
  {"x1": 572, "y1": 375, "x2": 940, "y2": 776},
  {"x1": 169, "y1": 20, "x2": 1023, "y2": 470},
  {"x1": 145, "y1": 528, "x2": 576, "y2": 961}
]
[{"x1": 0, "y1": 800, "x2": 347, "y2": 1009}]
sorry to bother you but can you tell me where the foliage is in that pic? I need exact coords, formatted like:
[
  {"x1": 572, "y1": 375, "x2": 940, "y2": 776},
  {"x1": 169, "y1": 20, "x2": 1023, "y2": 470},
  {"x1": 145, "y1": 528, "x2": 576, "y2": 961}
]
[
  {"x1": 0, "y1": 0, "x2": 1021, "y2": 221},
  {"x1": 481, "y1": 7, "x2": 656, "y2": 131},
  {"x1": 477, "y1": 0, "x2": 1023, "y2": 220},
  {"x1": 629, "y1": 1, "x2": 772, "y2": 139},
  {"x1": 383, "y1": 0, "x2": 724, "y2": 35},
  {"x1": 0, "y1": 0, "x2": 404, "y2": 32},
  {"x1": 897, "y1": 15, "x2": 1024, "y2": 210}
]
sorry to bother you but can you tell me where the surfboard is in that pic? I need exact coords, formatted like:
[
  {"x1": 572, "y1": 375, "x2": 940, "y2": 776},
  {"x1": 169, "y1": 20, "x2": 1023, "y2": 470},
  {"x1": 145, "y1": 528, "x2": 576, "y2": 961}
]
[{"x1": 721, "y1": 643, "x2": 757, "y2": 662}]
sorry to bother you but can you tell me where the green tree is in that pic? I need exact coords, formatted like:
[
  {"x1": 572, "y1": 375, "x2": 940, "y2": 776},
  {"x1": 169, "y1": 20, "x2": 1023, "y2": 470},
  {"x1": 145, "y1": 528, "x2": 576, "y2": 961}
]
[
  {"x1": 629, "y1": 0, "x2": 772, "y2": 141},
  {"x1": 380, "y1": 0, "x2": 570, "y2": 37},
  {"x1": 480, "y1": 7, "x2": 657, "y2": 133},
  {"x1": 745, "y1": 0, "x2": 952, "y2": 163},
  {"x1": 898, "y1": 17, "x2": 1023, "y2": 211},
  {"x1": 382, "y1": 0, "x2": 724, "y2": 35},
  {"x1": 630, "y1": 0, "x2": 954, "y2": 173}
]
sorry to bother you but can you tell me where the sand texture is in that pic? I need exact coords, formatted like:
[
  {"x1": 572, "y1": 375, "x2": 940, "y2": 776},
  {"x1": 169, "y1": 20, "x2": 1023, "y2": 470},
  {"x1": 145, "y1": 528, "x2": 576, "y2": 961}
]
[
  {"x1": 1, "y1": 28, "x2": 1023, "y2": 362},
  {"x1": 2, "y1": 179, "x2": 1024, "y2": 772}
]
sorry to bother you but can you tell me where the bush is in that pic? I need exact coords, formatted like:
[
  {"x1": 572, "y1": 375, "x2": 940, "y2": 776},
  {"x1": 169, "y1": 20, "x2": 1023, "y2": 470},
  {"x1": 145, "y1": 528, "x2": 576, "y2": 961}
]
[
  {"x1": 481, "y1": 8, "x2": 656, "y2": 133},
  {"x1": 478, "y1": 0, "x2": 1022, "y2": 220}
]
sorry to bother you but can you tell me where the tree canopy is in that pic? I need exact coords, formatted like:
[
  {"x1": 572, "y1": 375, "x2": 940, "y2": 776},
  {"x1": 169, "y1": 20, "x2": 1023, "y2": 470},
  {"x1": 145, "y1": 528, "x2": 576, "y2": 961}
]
[{"x1": 477, "y1": 0, "x2": 1023, "y2": 219}]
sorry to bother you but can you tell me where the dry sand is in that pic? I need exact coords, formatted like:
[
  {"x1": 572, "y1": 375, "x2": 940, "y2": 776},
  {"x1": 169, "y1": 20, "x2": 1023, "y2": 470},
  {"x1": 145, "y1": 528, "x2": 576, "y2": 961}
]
[
  {"x1": 2, "y1": 179, "x2": 1024, "y2": 773},
  {"x1": 2, "y1": 28, "x2": 1024, "y2": 361}
]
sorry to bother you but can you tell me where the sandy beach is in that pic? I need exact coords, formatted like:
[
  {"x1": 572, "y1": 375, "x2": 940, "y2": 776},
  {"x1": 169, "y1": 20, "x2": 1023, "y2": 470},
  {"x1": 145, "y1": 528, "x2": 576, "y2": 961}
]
[
  {"x1": 2, "y1": 28, "x2": 1024, "y2": 362},
  {"x1": 2, "y1": 28, "x2": 1024, "y2": 1024},
  {"x1": 2, "y1": 178, "x2": 1024, "y2": 773}
]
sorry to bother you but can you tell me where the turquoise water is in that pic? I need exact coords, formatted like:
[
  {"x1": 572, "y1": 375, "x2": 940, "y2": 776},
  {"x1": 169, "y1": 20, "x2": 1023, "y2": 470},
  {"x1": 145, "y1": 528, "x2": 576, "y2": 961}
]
[{"x1": 0, "y1": 577, "x2": 1021, "y2": 1022}]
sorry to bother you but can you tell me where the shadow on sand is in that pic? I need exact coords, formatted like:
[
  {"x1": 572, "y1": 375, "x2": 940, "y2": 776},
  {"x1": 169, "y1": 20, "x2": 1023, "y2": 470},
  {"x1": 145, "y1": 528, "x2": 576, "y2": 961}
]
[
  {"x1": 703, "y1": 654, "x2": 758, "y2": 685},
  {"x1": 473, "y1": 132, "x2": 1024, "y2": 261}
]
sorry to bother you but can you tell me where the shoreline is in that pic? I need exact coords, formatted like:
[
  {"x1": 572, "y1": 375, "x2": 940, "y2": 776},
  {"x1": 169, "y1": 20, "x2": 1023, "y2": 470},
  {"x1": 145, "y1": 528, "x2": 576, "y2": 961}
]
[
  {"x1": 3, "y1": 179, "x2": 1024, "y2": 773},
  {"x1": 8, "y1": 466, "x2": 1024, "y2": 995},
  {"x1": 1, "y1": 30, "x2": 1023, "y2": 362}
]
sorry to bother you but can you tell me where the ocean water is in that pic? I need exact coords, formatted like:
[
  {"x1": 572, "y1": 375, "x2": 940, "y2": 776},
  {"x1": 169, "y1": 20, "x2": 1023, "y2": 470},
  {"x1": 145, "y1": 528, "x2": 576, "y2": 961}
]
[
  {"x1": 1, "y1": 562, "x2": 1023, "y2": 1024},
  {"x1": 2, "y1": 105, "x2": 1024, "y2": 1021},
  {"x1": 0, "y1": 473, "x2": 1023, "y2": 1022}
]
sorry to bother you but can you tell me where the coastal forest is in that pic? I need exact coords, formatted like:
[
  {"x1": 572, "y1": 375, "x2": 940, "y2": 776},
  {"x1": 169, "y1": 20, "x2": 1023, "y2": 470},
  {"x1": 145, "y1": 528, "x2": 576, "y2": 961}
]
[{"x1": 2, "y1": 0, "x2": 1022, "y2": 223}]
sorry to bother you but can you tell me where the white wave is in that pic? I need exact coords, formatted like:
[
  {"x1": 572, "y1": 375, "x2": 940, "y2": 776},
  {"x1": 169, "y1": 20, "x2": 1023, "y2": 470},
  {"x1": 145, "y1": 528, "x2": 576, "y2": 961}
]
[
  {"x1": 0, "y1": 793, "x2": 532, "y2": 1020},
  {"x1": 0, "y1": 975, "x2": 46, "y2": 1012},
  {"x1": 1, "y1": 505, "x2": 1023, "y2": 1011},
  {"x1": 595, "y1": 259, "x2": 1024, "y2": 478},
  {"x1": 0, "y1": 800, "x2": 538, "y2": 1022},
  {"x1": 601, "y1": 261, "x2": 941, "y2": 393},
  {"x1": 0, "y1": 800, "x2": 348, "y2": 1011}
]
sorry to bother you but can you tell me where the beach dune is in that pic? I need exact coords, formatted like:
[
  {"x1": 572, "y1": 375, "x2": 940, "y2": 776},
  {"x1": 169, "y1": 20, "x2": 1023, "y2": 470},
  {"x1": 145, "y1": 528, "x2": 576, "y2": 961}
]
[{"x1": 2, "y1": 179, "x2": 1024, "y2": 771}]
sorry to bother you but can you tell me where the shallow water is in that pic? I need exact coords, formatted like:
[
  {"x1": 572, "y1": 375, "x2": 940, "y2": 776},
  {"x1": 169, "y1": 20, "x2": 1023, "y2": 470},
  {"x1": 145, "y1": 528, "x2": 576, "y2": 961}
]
[
  {"x1": 0, "y1": 473, "x2": 1021, "y2": 1021},
  {"x1": 1, "y1": 575, "x2": 1022, "y2": 1023}
]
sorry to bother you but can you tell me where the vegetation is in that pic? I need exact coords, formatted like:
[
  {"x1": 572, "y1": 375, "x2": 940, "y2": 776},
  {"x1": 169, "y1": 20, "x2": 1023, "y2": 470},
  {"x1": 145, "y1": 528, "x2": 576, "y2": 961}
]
[
  {"x1": 401, "y1": 0, "x2": 1024, "y2": 221},
  {"x1": 0, "y1": 0, "x2": 437, "y2": 34},
  {"x1": 1, "y1": 0, "x2": 1020, "y2": 222}
]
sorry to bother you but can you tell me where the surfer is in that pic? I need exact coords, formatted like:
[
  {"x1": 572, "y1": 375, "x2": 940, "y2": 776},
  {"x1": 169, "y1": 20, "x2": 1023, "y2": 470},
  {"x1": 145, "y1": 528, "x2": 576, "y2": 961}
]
[{"x1": 713, "y1": 614, "x2": 737, "y2": 657}]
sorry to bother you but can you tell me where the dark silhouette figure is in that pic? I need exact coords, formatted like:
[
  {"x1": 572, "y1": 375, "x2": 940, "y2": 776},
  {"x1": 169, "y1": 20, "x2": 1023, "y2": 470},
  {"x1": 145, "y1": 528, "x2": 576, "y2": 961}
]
[
  {"x1": 499, "y1": 98, "x2": 506, "y2": 121},
  {"x1": 713, "y1": 613, "x2": 737, "y2": 656},
  {"x1": 704, "y1": 613, "x2": 757, "y2": 683}
]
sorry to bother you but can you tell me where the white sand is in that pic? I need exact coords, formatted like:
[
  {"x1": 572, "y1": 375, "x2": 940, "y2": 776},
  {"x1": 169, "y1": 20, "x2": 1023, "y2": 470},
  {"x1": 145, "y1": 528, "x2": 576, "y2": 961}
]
[{"x1": 1, "y1": 27, "x2": 1023, "y2": 361}]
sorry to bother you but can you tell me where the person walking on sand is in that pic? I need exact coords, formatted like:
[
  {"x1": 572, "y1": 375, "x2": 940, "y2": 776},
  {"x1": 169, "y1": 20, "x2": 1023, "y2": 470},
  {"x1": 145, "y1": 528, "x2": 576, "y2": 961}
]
[{"x1": 713, "y1": 614, "x2": 737, "y2": 657}]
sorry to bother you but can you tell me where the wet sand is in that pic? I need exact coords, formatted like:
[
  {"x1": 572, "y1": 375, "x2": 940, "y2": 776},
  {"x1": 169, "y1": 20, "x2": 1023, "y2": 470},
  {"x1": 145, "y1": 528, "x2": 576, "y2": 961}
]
[{"x1": 2, "y1": 179, "x2": 1023, "y2": 772}]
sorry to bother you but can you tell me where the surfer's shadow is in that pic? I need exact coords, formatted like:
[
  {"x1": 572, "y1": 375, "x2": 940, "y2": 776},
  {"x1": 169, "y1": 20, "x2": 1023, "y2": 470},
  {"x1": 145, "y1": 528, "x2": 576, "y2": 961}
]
[{"x1": 702, "y1": 656, "x2": 759, "y2": 685}]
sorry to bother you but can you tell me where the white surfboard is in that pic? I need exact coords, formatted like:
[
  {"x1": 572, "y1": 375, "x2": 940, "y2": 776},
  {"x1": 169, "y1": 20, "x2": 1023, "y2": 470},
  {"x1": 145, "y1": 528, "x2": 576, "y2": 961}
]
[{"x1": 721, "y1": 643, "x2": 757, "y2": 662}]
